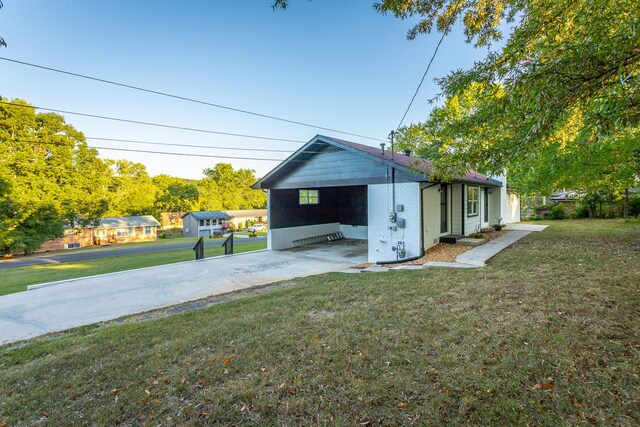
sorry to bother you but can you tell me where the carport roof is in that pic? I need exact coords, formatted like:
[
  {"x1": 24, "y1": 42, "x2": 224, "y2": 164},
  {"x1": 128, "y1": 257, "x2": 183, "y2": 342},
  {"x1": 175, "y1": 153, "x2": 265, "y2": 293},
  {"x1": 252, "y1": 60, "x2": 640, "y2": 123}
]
[{"x1": 252, "y1": 135, "x2": 502, "y2": 189}]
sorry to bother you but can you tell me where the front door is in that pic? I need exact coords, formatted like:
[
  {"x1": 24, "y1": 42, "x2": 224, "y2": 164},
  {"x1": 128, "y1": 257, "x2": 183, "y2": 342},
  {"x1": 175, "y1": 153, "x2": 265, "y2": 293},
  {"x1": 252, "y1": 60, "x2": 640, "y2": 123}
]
[{"x1": 440, "y1": 185, "x2": 448, "y2": 233}]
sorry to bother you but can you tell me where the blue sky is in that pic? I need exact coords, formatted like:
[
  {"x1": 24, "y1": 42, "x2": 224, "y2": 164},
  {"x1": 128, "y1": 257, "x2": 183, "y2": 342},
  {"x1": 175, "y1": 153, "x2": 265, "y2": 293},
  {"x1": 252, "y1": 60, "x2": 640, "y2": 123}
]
[{"x1": 1, "y1": 0, "x2": 499, "y2": 179}]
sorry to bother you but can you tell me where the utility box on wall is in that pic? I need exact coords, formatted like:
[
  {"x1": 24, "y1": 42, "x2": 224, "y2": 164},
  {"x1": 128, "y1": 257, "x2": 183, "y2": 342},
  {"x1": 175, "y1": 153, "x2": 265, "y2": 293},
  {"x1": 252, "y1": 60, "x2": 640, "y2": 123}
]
[{"x1": 396, "y1": 218, "x2": 406, "y2": 228}]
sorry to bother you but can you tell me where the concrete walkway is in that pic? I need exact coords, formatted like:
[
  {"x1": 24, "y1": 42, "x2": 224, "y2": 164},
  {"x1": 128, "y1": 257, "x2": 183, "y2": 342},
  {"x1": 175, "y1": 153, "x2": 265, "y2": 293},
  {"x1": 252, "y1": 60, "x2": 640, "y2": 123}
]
[
  {"x1": 0, "y1": 241, "x2": 367, "y2": 344},
  {"x1": 456, "y1": 230, "x2": 531, "y2": 266}
]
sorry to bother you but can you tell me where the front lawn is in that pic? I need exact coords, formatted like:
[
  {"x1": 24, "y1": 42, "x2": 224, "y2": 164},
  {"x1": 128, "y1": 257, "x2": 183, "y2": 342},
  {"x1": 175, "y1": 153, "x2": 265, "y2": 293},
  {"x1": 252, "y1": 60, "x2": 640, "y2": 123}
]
[
  {"x1": 0, "y1": 241, "x2": 267, "y2": 296},
  {"x1": 0, "y1": 220, "x2": 638, "y2": 425}
]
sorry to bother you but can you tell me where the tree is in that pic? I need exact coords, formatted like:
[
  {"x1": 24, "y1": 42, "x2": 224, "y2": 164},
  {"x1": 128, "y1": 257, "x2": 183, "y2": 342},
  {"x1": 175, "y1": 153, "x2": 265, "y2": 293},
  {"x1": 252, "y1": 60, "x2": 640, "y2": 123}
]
[
  {"x1": 0, "y1": 99, "x2": 110, "y2": 254},
  {"x1": 275, "y1": 0, "x2": 640, "y2": 195},
  {"x1": 106, "y1": 160, "x2": 158, "y2": 216},
  {"x1": 198, "y1": 163, "x2": 266, "y2": 210},
  {"x1": 153, "y1": 174, "x2": 199, "y2": 213},
  {"x1": 0, "y1": 1, "x2": 6, "y2": 48}
]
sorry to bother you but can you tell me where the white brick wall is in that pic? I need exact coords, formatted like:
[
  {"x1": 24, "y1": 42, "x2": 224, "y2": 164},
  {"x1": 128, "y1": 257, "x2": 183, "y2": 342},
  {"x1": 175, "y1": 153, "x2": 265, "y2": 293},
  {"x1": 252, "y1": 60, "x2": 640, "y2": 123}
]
[{"x1": 367, "y1": 182, "x2": 422, "y2": 263}]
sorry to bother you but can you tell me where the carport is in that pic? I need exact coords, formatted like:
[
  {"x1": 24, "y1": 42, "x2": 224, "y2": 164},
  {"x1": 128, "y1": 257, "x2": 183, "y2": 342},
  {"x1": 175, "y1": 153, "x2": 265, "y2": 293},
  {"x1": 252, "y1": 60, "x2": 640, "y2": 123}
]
[{"x1": 268, "y1": 185, "x2": 368, "y2": 250}]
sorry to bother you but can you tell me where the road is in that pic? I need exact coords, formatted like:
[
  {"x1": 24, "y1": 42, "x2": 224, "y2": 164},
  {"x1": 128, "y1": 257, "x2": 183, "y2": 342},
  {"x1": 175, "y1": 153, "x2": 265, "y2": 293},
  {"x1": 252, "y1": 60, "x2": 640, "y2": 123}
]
[{"x1": 0, "y1": 236, "x2": 266, "y2": 269}]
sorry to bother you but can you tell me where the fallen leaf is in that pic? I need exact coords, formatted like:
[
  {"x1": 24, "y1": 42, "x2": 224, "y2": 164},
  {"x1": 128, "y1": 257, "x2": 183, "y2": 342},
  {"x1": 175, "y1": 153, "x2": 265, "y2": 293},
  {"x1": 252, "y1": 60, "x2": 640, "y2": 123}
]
[
  {"x1": 142, "y1": 398, "x2": 149, "y2": 405},
  {"x1": 180, "y1": 377, "x2": 186, "y2": 384},
  {"x1": 398, "y1": 402, "x2": 408, "y2": 408},
  {"x1": 543, "y1": 383, "x2": 555, "y2": 390},
  {"x1": 574, "y1": 402, "x2": 582, "y2": 408},
  {"x1": 312, "y1": 337, "x2": 321, "y2": 343},
  {"x1": 144, "y1": 388, "x2": 150, "y2": 395},
  {"x1": 198, "y1": 377, "x2": 206, "y2": 384},
  {"x1": 240, "y1": 404, "x2": 247, "y2": 412},
  {"x1": 533, "y1": 383, "x2": 543, "y2": 390},
  {"x1": 199, "y1": 411, "x2": 209, "y2": 417},
  {"x1": 260, "y1": 368, "x2": 266, "y2": 372},
  {"x1": 279, "y1": 382, "x2": 286, "y2": 389},
  {"x1": 223, "y1": 358, "x2": 233, "y2": 365}
]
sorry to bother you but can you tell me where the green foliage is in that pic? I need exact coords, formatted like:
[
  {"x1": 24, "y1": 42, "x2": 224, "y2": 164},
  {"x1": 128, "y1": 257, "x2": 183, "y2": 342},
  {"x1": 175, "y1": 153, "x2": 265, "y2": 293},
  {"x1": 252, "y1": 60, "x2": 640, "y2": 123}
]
[
  {"x1": 0, "y1": 98, "x2": 266, "y2": 253},
  {"x1": 198, "y1": 163, "x2": 266, "y2": 210},
  {"x1": 548, "y1": 204, "x2": 566, "y2": 220},
  {"x1": 0, "y1": 99, "x2": 109, "y2": 254},
  {"x1": 153, "y1": 174, "x2": 199, "y2": 213}
]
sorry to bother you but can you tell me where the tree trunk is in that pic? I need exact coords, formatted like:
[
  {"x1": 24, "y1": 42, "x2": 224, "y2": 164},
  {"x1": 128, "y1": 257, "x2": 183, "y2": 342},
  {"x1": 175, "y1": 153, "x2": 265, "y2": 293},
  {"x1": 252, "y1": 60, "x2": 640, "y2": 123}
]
[{"x1": 623, "y1": 188, "x2": 629, "y2": 220}]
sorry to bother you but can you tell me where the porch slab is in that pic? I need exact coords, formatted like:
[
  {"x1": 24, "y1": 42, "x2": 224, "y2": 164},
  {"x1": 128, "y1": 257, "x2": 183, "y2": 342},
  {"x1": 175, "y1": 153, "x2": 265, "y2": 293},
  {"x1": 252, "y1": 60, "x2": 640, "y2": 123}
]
[{"x1": 457, "y1": 238, "x2": 485, "y2": 246}]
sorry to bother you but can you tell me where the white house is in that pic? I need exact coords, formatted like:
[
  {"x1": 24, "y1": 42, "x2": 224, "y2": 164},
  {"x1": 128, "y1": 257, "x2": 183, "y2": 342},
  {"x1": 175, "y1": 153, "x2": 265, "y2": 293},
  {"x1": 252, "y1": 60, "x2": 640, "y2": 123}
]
[
  {"x1": 252, "y1": 135, "x2": 520, "y2": 263},
  {"x1": 181, "y1": 211, "x2": 233, "y2": 237}
]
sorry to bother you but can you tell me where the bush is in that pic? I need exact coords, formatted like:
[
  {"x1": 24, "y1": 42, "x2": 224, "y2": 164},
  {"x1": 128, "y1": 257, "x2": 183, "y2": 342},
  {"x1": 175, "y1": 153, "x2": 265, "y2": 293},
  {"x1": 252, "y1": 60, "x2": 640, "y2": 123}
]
[{"x1": 548, "y1": 204, "x2": 566, "y2": 220}]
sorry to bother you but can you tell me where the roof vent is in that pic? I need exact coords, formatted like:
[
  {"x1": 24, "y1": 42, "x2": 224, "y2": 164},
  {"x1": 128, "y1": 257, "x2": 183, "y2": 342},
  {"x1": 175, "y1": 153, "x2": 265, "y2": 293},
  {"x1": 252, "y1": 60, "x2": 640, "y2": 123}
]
[
  {"x1": 380, "y1": 143, "x2": 386, "y2": 155},
  {"x1": 404, "y1": 149, "x2": 411, "y2": 156}
]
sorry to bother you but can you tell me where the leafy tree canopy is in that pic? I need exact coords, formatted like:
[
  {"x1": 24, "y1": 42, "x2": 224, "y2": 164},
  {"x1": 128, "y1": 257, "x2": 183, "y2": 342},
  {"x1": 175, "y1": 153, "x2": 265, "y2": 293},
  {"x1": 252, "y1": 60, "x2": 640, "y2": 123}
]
[
  {"x1": 0, "y1": 99, "x2": 110, "y2": 253},
  {"x1": 276, "y1": 0, "x2": 640, "y2": 195}
]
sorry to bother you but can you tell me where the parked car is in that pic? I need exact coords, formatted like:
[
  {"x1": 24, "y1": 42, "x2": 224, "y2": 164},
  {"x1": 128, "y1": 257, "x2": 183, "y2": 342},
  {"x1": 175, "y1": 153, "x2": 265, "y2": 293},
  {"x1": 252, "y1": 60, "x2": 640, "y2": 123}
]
[{"x1": 247, "y1": 224, "x2": 266, "y2": 232}]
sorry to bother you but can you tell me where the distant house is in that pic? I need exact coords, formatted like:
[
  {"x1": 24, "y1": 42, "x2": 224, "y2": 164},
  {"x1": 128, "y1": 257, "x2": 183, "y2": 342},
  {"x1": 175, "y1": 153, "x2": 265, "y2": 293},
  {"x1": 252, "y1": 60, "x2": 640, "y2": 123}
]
[
  {"x1": 223, "y1": 209, "x2": 267, "y2": 230},
  {"x1": 181, "y1": 211, "x2": 233, "y2": 237},
  {"x1": 93, "y1": 216, "x2": 161, "y2": 244},
  {"x1": 39, "y1": 215, "x2": 161, "y2": 252}
]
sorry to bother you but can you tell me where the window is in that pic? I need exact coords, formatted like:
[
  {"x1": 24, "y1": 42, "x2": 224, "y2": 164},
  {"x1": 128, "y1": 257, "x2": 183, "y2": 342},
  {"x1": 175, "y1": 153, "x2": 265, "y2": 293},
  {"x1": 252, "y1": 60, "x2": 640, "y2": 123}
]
[
  {"x1": 144, "y1": 226, "x2": 152, "y2": 235},
  {"x1": 64, "y1": 243, "x2": 81, "y2": 249},
  {"x1": 299, "y1": 189, "x2": 319, "y2": 205},
  {"x1": 116, "y1": 227, "x2": 133, "y2": 237},
  {"x1": 199, "y1": 219, "x2": 205, "y2": 227},
  {"x1": 467, "y1": 186, "x2": 479, "y2": 217}
]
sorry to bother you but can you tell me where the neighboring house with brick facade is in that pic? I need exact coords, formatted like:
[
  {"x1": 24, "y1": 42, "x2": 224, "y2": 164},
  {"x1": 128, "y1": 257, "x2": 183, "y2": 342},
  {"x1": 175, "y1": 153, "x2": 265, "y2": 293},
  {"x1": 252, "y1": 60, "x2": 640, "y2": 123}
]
[
  {"x1": 39, "y1": 215, "x2": 161, "y2": 252},
  {"x1": 252, "y1": 135, "x2": 520, "y2": 263}
]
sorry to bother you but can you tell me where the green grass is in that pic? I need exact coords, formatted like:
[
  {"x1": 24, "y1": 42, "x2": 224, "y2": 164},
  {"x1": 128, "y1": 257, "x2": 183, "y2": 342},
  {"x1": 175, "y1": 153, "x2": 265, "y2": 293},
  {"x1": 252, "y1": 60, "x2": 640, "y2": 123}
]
[
  {"x1": 0, "y1": 241, "x2": 266, "y2": 296},
  {"x1": 0, "y1": 220, "x2": 638, "y2": 425}
]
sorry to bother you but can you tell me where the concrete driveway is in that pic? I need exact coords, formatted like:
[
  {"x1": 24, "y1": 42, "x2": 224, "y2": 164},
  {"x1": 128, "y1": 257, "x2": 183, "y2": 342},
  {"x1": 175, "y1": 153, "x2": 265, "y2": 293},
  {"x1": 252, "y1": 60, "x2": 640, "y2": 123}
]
[{"x1": 0, "y1": 240, "x2": 366, "y2": 344}]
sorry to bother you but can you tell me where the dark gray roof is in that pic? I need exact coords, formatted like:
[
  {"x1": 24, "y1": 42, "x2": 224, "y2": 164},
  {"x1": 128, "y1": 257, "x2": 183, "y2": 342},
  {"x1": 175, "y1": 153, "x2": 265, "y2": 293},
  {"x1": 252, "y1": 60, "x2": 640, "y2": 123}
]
[
  {"x1": 182, "y1": 211, "x2": 233, "y2": 220},
  {"x1": 96, "y1": 215, "x2": 161, "y2": 229},
  {"x1": 253, "y1": 135, "x2": 503, "y2": 189}
]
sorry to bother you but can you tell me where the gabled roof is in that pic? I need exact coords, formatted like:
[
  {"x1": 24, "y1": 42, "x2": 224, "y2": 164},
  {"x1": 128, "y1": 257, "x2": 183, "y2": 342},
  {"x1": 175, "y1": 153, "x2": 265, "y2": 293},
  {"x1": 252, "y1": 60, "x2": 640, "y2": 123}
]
[
  {"x1": 96, "y1": 215, "x2": 161, "y2": 229},
  {"x1": 253, "y1": 134, "x2": 502, "y2": 189},
  {"x1": 182, "y1": 211, "x2": 233, "y2": 220}
]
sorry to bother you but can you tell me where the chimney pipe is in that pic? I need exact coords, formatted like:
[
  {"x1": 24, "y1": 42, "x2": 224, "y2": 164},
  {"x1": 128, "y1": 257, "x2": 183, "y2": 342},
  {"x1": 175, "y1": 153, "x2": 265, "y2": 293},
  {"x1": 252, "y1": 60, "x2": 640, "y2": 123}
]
[
  {"x1": 380, "y1": 143, "x2": 386, "y2": 155},
  {"x1": 404, "y1": 149, "x2": 411, "y2": 157}
]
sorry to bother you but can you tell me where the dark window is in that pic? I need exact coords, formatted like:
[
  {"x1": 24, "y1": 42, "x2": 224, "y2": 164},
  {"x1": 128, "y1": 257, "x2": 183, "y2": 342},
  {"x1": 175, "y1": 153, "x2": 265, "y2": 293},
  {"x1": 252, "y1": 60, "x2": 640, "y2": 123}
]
[
  {"x1": 484, "y1": 188, "x2": 489, "y2": 222},
  {"x1": 440, "y1": 185, "x2": 448, "y2": 233}
]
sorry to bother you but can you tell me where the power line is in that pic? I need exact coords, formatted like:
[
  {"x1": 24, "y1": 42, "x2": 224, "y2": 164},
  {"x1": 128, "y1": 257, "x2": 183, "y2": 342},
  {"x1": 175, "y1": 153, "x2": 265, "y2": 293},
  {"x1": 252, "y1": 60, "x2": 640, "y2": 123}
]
[
  {"x1": 85, "y1": 136, "x2": 295, "y2": 153},
  {"x1": 0, "y1": 56, "x2": 386, "y2": 143},
  {"x1": 7, "y1": 138, "x2": 331, "y2": 163},
  {"x1": 395, "y1": 1, "x2": 463, "y2": 131},
  {"x1": 0, "y1": 101, "x2": 307, "y2": 144},
  {"x1": 88, "y1": 145, "x2": 286, "y2": 161},
  {"x1": 7, "y1": 138, "x2": 286, "y2": 161}
]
